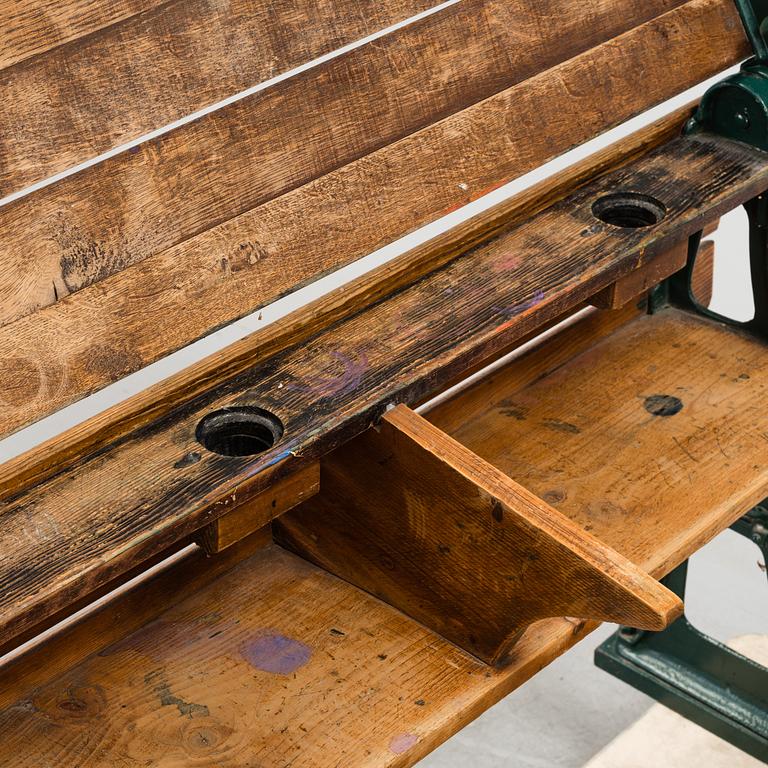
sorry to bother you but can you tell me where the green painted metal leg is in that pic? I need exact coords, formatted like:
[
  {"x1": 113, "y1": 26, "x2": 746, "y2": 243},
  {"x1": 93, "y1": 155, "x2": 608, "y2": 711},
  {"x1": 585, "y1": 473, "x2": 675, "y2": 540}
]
[
  {"x1": 732, "y1": 503, "x2": 768, "y2": 584},
  {"x1": 595, "y1": 516, "x2": 768, "y2": 763}
]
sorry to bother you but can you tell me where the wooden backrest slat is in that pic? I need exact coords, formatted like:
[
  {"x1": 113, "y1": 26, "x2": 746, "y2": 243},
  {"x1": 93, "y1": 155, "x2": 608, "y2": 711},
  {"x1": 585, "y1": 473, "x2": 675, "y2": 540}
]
[
  {"x1": 0, "y1": 0, "x2": 162, "y2": 70},
  {"x1": 0, "y1": 0, "x2": 747, "y2": 439},
  {"x1": 0, "y1": 0, "x2": 439, "y2": 196},
  {"x1": 0, "y1": 0, "x2": 694, "y2": 331}
]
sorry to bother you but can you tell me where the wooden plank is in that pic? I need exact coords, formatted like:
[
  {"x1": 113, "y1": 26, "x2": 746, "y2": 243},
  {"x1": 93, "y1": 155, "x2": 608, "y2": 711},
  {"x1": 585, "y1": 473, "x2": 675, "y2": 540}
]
[
  {"x1": 0, "y1": 544, "x2": 597, "y2": 768},
  {"x1": 0, "y1": 0, "x2": 441, "y2": 196},
  {"x1": 0, "y1": 0, "x2": 749, "y2": 437},
  {"x1": 277, "y1": 406, "x2": 680, "y2": 665},
  {"x1": 197, "y1": 462, "x2": 319, "y2": 554},
  {"x1": 431, "y1": 307, "x2": 768, "y2": 579},
  {"x1": 1, "y1": 131, "x2": 766, "y2": 651},
  {"x1": 0, "y1": 0, "x2": 163, "y2": 70},
  {"x1": 0, "y1": 102, "x2": 697, "y2": 485},
  {"x1": 693, "y1": 238, "x2": 717, "y2": 306},
  {"x1": 0, "y1": 375, "x2": 758, "y2": 768},
  {"x1": 0, "y1": 0, "x2": 741, "y2": 331},
  {"x1": 592, "y1": 239, "x2": 689, "y2": 308}
]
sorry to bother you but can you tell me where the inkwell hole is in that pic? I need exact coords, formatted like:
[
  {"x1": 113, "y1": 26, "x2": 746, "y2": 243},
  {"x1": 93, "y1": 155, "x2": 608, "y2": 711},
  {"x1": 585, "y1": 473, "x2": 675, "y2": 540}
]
[
  {"x1": 592, "y1": 192, "x2": 667, "y2": 229},
  {"x1": 196, "y1": 406, "x2": 283, "y2": 457}
]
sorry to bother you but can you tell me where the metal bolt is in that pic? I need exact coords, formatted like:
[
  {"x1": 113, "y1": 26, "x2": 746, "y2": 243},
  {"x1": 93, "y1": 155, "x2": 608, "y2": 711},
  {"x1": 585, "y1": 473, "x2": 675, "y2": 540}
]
[{"x1": 735, "y1": 108, "x2": 751, "y2": 130}]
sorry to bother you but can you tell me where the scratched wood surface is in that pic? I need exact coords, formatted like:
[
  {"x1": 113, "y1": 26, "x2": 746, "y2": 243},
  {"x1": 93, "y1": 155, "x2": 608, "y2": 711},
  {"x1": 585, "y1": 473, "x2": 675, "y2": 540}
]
[
  {"x1": 0, "y1": 0, "x2": 162, "y2": 69},
  {"x1": 277, "y1": 405, "x2": 680, "y2": 665},
  {"x1": 0, "y1": 0, "x2": 747, "y2": 436},
  {"x1": 0, "y1": 0, "x2": 440, "y2": 195},
  {"x1": 430, "y1": 307, "x2": 768, "y2": 578},
  {"x1": 2, "y1": 0, "x2": 694, "y2": 325},
  {"x1": 1, "y1": 132, "x2": 767, "y2": 651},
  {"x1": 0, "y1": 102, "x2": 699, "y2": 485},
  {"x1": 0, "y1": 542, "x2": 597, "y2": 768},
  {"x1": 0, "y1": 350, "x2": 761, "y2": 768}
]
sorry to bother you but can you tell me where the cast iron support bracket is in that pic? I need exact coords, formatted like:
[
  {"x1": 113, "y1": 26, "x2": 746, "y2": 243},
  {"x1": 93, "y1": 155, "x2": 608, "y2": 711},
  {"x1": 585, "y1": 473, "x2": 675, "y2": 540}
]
[
  {"x1": 687, "y1": 0, "x2": 768, "y2": 150},
  {"x1": 660, "y1": 194, "x2": 768, "y2": 339},
  {"x1": 595, "y1": 507, "x2": 768, "y2": 762},
  {"x1": 655, "y1": 1, "x2": 768, "y2": 336}
]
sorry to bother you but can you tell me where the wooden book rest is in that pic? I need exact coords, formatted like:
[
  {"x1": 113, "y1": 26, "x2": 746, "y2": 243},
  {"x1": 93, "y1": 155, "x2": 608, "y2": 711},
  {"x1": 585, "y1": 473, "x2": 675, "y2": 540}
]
[{"x1": 0, "y1": 0, "x2": 766, "y2": 764}]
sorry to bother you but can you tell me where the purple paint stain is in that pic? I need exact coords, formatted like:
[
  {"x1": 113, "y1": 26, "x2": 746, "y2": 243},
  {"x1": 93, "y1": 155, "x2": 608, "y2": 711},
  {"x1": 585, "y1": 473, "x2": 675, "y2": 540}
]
[
  {"x1": 287, "y1": 350, "x2": 368, "y2": 397},
  {"x1": 494, "y1": 289, "x2": 546, "y2": 320},
  {"x1": 241, "y1": 631, "x2": 312, "y2": 675},
  {"x1": 389, "y1": 733, "x2": 419, "y2": 754}
]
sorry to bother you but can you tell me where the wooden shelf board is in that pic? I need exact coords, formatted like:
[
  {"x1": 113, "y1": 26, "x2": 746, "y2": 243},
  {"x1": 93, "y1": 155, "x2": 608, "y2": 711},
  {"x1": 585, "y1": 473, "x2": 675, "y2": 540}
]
[
  {"x1": 0, "y1": 542, "x2": 595, "y2": 768},
  {"x1": 431, "y1": 306, "x2": 768, "y2": 578}
]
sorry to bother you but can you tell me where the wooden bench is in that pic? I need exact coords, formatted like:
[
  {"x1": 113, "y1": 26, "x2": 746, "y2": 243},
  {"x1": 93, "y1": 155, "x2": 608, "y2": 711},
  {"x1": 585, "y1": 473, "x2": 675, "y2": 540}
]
[{"x1": 1, "y1": 0, "x2": 767, "y2": 764}]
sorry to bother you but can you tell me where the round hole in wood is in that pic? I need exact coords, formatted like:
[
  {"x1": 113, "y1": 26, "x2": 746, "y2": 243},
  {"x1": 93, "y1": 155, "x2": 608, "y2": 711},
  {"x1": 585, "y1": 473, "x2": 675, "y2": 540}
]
[
  {"x1": 591, "y1": 192, "x2": 667, "y2": 229},
  {"x1": 196, "y1": 406, "x2": 284, "y2": 457}
]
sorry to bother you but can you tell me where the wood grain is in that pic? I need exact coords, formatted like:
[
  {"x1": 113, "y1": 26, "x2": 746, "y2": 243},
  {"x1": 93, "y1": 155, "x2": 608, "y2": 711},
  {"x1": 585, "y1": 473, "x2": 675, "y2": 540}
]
[
  {"x1": 692, "y1": 238, "x2": 717, "y2": 306},
  {"x1": 592, "y1": 240, "x2": 689, "y2": 309},
  {"x1": 0, "y1": 0, "x2": 163, "y2": 70},
  {"x1": 1, "y1": 132, "x2": 766, "y2": 651},
  {"x1": 0, "y1": 0, "x2": 743, "y2": 330},
  {"x1": 0, "y1": 0, "x2": 441, "y2": 195},
  {"x1": 0, "y1": 0, "x2": 749, "y2": 437},
  {"x1": 198, "y1": 462, "x2": 319, "y2": 554},
  {"x1": 0, "y1": 101, "x2": 698, "y2": 484},
  {"x1": 0, "y1": 544, "x2": 598, "y2": 767},
  {"x1": 277, "y1": 406, "x2": 680, "y2": 665},
  {"x1": 431, "y1": 307, "x2": 768, "y2": 579}
]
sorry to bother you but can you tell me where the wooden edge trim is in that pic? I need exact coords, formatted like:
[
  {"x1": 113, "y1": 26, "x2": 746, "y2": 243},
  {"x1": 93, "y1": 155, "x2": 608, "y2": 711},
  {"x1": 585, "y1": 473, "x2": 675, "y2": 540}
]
[{"x1": 196, "y1": 462, "x2": 319, "y2": 554}]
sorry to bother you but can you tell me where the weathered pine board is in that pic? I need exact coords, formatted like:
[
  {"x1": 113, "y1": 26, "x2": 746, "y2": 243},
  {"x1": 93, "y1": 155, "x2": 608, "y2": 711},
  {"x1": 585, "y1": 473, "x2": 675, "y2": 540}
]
[
  {"x1": 277, "y1": 405, "x2": 680, "y2": 665},
  {"x1": 0, "y1": 103, "x2": 696, "y2": 484},
  {"x1": 0, "y1": 0, "x2": 440, "y2": 195},
  {"x1": 0, "y1": 543, "x2": 596, "y2": 768},
  {"x1": 0, "y1": 132, "x2": 766, "y2": 649},
  {"x1": 0, "y1": 0, "x2": 749, "y2": 438},
  {"x1": 0, "y1": 0, "x2": 738, "y2": 331},
  {"x1": 197, "y1": 462, "x2": 320, "y2": 554},
  {"x1": 0, "y1": 0, "x2": 162, "y2": 70},
  {"x1": 428, "y1": 308, "x2": 768, "y2": 582}
]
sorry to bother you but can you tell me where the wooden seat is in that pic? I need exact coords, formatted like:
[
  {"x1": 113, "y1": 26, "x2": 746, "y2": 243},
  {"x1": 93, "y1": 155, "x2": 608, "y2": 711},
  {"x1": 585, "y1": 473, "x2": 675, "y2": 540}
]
[{"x1": 0, "y1": 0, "x2": 765, "y2": 764}]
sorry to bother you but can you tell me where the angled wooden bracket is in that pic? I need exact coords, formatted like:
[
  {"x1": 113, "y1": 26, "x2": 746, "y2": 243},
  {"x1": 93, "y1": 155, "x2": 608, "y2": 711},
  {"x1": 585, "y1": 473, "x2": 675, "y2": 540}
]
[{"x1": 276, "y1": 405, "x2": 682, "y2": 666}]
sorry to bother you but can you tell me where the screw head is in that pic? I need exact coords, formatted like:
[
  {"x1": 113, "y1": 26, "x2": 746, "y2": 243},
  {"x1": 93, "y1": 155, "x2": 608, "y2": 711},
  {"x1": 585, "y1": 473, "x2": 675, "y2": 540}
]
[{"x1": 735, "y1": 108, "x2": 751, "y2": 130}]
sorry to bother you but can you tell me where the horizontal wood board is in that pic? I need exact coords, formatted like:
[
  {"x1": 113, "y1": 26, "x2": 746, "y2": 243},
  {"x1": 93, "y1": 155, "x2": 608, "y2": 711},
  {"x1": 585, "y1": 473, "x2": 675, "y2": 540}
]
[
  {"x1": 1, "y1": 131, "x2": 767, "y2": 649},
  {"x1": 430, "y1": 307, "x2": 768, "y2": 578},
  {"x1": 0, "y1": 0, "x2": 441, "y2": 195},
  {"x1": 0, "y1": 0, "x2": 744, "y2": 434},
  {"x1": 0, "y1": 543, "x2": 596, "y2": 767},
  {"x1": 0, "y1": 375, "x2": 757, "y2": 768},
  {"x1": 0, "y1": 103, "x2": 698, "y2": 487},
  {"x1": 0, "y1": 0, "x2": 749, "y2": 437},
  {"x1": 0, "y1": 0, "x2": 164, "y2": 70}
]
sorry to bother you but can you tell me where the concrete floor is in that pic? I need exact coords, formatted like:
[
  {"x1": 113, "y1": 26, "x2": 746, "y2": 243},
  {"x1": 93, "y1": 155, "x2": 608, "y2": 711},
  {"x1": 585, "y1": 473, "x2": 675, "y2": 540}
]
[
  {"x1": 419, "y1": 529, "x2": 768, "y2": 767},
  {"x1": 586, "y1": 634, "x2": 768, "y2": 768}
]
